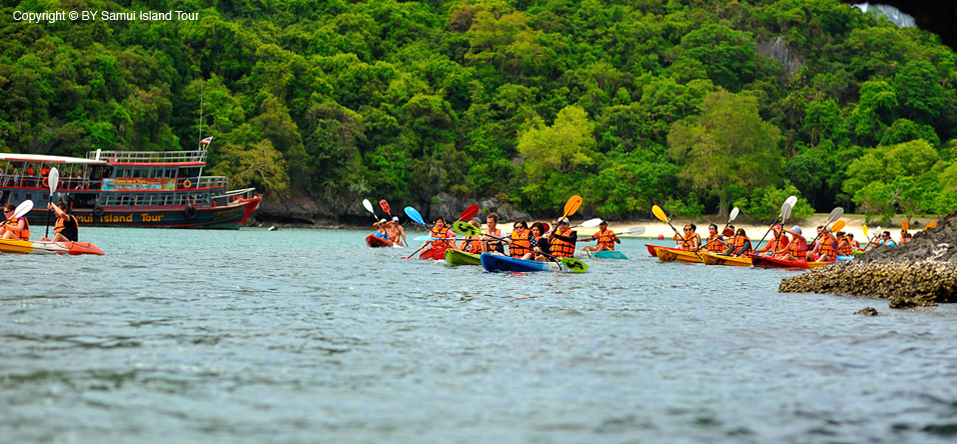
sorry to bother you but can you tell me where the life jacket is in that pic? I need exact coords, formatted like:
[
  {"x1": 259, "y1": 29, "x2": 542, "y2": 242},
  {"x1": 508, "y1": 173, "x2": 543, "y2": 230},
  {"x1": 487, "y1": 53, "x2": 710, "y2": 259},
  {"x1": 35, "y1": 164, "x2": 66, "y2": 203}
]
[
  {"x1": 2, "y1": 216, "x2": 30, "y2": 241},
  {"x1": 837, "y1": 236, "x2": 853, "y2": 255},
  {"x1": 787, "y1": 237, "x2": 807, "y2": 260},
  {"x1": 594, "y1": 229, "x2": 616, "y2": 250},
  {"x1": 681, "y1": 233, "x2": 701, "y2": 252},
  {"x1": 819, "y1": 235, "x2": 837, "y2": 257},
  {"x1": 768, "y1": 235, "x2": 789, "y2": 256},
  {"x1": 54, "y1": 214, "x2": 79, "y2": 242},
  {"x1": 705, "y1": 234, "x2": 725, "y2": 253},
  {"x1": 551, "y1": 228, "x2": 576, "y2": 258},
  {"x1": 509, "y1": 230, "x2": 531, "y2": 258},
  {"x1": 463, "y1": 236, "x2": 483, "y2": 253},
  {"x1": 430, "y1": 227, "x2": 454, "y2": 248},
  {"x1": 486, "y1": 228, "x2": 505, "y2": 253},
  {"x1": 733, "y1": 235, "x2": 752, "y2": 256}
]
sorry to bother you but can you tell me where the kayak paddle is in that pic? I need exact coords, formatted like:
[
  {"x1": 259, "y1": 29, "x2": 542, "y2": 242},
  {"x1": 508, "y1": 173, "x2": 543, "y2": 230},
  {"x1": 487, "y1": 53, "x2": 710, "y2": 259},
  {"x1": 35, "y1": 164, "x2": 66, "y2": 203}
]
[
  {"x1": 404, "y1": 206, "x2": 425, "y2": 226},
  {"x1": 379, "y1": 199, "x2": 391, "y2": 217},
  {"x1": 807, "y1": 207, "x2": 844, "y2": 249},
  {"x1": 901, "y1": 220, "x2": 908, "y2": 231},
  {"x1": 925, "y1": 221, "x2": 937, "y2": 229},
  {"x1": 2, "y1": 200, "x2": 35, "y2": 230},
  {"x1": 362, "y1": 199, "x2": 377, "y2": 219},
  {"x1": 573, "y1": 218, "x2": 603, "y2": 229},
  {"x1": 721, "y1": 207, "x2": 740, "y2": 237},
  {"x1": 652, "y1": 204, "x2": 702, "y2": 259},
  {"x1": 44, "y1": 167, "x2": 59, "y2": 239}
]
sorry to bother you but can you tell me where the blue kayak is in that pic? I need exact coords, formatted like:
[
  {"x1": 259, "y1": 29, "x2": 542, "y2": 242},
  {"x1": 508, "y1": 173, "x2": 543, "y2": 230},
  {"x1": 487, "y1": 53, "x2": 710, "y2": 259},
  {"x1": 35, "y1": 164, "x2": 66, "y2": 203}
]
[{"x1": 480, "y1": 253, "x2": 562, "y2": 273}]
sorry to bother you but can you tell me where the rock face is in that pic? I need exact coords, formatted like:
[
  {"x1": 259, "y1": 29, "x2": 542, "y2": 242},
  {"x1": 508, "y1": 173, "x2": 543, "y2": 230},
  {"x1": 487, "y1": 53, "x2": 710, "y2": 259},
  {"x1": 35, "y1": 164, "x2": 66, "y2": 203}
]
[
  {"x1": 427, "y1": 192, "x2": 532, "y2": 223},
  {"x1": 756, "y1": 37, "x2": 804, "y2": 77},
  {"x1": 779, "y1": 211, "x2": 957, "y2": 308}
]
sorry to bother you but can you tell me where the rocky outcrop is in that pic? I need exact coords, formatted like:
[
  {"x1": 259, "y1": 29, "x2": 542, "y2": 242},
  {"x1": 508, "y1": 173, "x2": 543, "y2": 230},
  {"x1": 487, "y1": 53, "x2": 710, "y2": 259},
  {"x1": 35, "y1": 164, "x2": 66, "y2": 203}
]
[
  {"x1": 248, "y1": 190, "x2": 533, "y2": 228},
  {"x1": 779, "y1": 211, "x2": 957, "y2": 308},
  {"x1": 756, "y1": 37, "x2": 804, "y2": 77}
]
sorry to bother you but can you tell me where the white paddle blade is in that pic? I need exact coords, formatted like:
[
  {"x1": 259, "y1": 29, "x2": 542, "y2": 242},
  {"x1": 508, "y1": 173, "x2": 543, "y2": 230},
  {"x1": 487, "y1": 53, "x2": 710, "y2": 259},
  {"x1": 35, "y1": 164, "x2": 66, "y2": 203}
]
[
  {"x1": 48, "y1": 168, "x2": 59, "y2": 195},
  {"x1": 580, "y1": 218, "x2": 603, "y2": 228},
  {"x1": 362, "y1": 199, "x2": 374, "y2": 214},
  {"x1": 784, "y1": 195, "x2": 798, "y2": 209},
  {"x1": 13, "y1": 200, "x2": 34, "y2": 219},
  {"x1": 728, "y1": 207, "x2": 739, "y2": 222},
  {"x1": 781, "y1": 204, "x2": 792, "y2": 222},
  {"x1": 624, "y1": 226, "x2": 646, "y2": 235},
  {"x1": 828, "y1": 207, "x2": 845, "y2": 224}
]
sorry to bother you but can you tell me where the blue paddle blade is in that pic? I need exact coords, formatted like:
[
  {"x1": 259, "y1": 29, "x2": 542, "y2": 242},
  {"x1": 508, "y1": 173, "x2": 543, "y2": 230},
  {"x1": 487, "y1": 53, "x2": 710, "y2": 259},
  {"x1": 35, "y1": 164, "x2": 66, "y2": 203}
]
[{"x1": 405, "y1": 206, "x2": 425, "y2": 225}]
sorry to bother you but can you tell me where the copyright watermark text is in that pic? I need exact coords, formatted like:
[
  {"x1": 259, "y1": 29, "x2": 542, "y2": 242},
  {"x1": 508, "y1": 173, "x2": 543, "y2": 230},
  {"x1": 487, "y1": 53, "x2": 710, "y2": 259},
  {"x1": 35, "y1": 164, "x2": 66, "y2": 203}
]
[{"x1": 13, "y1": 10, "x2": 199, "y2": 24}]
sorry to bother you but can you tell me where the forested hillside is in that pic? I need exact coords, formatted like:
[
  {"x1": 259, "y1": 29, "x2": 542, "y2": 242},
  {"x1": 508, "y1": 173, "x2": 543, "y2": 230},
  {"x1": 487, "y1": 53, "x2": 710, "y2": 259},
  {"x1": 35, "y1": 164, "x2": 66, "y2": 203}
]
[{"x1": 3, "y1": 0, "x2": 956, "y2": 222}]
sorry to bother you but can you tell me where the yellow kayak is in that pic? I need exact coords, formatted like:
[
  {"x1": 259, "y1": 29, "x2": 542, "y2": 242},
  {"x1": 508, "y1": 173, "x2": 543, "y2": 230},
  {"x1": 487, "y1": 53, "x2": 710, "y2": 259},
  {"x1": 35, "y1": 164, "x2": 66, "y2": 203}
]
[
  {"x1": 655, "y1": 247, "x2": 704, "y2": 263},
  {"x1": 700, "y1": 252, "x2": 752, "y2": 266}
]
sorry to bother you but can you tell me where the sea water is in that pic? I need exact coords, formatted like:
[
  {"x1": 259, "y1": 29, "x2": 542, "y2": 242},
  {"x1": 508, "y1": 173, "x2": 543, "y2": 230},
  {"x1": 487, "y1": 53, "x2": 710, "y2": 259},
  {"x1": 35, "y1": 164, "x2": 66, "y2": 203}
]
[{"x1": 2, "y1": 227, "x2": 956, "y2": 443}]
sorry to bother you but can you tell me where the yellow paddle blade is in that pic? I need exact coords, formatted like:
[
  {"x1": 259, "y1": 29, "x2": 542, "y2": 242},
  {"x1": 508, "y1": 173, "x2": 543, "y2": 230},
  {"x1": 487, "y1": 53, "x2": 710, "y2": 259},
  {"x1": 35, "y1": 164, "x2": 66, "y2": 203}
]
[
  {"x1": 926, "y1": 221, "x2": 937, "y2": 229},
  {"x1": 902, "y1": 220, "x2": 909, "y2": 231},
  {"x1": 563, "y1": 195, "x2": 582, "y2": 219},
  {"x1": 652, "y1": 205, "x2": 669, "y2": 223},
  {"x1": 831, "y1": 220, "x2": 845, "y2": 232},
  {"x1": 862, "y1": 224, "x2": 869, "y2": 238}
]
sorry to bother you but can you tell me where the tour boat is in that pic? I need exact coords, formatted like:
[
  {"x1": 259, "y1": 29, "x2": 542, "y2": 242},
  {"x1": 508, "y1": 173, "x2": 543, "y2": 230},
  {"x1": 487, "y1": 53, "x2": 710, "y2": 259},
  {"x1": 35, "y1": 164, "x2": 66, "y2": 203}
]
[{"x1": 0, "y1": 149, "x2": 259, "y2": 229}]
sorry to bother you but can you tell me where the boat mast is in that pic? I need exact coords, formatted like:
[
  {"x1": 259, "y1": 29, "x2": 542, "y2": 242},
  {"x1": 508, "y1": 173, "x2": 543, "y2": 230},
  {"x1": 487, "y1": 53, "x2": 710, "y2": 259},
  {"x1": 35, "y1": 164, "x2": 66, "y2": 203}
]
[{"x1": 195, "y1": 80, "x2": 206, "y2": 191}]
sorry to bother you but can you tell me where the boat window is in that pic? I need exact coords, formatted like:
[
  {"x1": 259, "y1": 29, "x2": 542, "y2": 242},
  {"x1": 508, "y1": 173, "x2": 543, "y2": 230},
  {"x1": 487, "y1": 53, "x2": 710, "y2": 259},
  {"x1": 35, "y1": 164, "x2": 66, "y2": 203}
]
[{"x1": 132, "y1": 169, "x2": 146, "y2": 178}]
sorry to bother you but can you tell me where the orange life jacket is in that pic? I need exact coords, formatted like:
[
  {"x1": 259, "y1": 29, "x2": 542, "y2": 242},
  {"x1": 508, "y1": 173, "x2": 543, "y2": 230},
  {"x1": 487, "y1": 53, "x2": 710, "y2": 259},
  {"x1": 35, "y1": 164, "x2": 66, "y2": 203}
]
[
  {"x1": 551, "y1": 228, "x2": 576, "y2": 258},
  {"x1": 733, "y1": 235, "x2": 752, "y2": 256},
  {"x1": 767, "y1": 235, "x2": 789, "y2": 255},
  {"x1": 681, "y1": 233, "x2": 701, "y2": 252},
  {"x1": 463, "y1": 236, "x2": 483, "y2": 253},
  {"x1": 819, "y1": 235, "x2": 837, "y2": 257},
  {"x1": 2, "y1": 216, "x2": 30, "y2": 241},
  {"x1": 594, "y1": 229, "x2": 616, "y2": 250},
  {"x1": 430, "y1": 227, "x2": 454, "y2": 248},
  {"x1": 837, "y1": 236, "x2": 853, "y2": 255},
  {"x1": 705, "y1": 234, "x2": 725, "y2": 253},
  {"x1": 788, "y1": 237, "x2": 807, "y2": 260},
  {"x1": 509, "y1": 230, "x2": 531, "y2": 258}
]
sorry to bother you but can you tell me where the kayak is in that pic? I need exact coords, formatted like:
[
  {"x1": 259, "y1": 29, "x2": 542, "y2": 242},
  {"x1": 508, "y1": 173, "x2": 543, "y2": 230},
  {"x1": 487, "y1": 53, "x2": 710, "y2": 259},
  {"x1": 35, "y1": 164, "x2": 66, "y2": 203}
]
[
  {"x1": 366, "y1": 234, "x2": 393, "y2": 248},
  {"x1": 589, "y1": 250, "x2": 628, "y2": 260},
  {"x1": 654, "y1": 247, "x2": 704, "y2": 263},
  {"x1": 419, "y1": 246, "x2": 448, "y2": 260},
  {"x1": 645, "y1": 243, "x2": 681, "y2": 257},
  {"x1": 700, "y1": 252, "x2": 751, "y2": 266},
  {"x1": 0, "y1": 239, "x2": 104, "y2": 255},
  {"x1": 836, "y1": 255, "x2": 855, "y2": 261},
  {"x1": 750, "y1": 255, "x2": 832, "y2": 269},
  {"x1": 445, "y1": 249, "x2": 481, "y2": 265},
  {"x1": 480, "y1": 253, "x2": 564, "y2": 273}
]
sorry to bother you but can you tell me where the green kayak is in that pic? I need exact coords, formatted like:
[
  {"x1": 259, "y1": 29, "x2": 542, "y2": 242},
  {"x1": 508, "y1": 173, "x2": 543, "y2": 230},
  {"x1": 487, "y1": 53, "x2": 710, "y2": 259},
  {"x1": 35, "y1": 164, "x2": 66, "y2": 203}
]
[{"x1": 445, "y1": 248, "x2": 481, "y2": 265}]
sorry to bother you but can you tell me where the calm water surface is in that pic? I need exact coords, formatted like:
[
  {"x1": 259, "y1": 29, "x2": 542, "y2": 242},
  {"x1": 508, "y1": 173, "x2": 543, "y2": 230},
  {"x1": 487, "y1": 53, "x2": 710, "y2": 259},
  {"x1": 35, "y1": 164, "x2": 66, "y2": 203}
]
[{"x1": 2, "y1": 227, "x2": 957, "y2": 443}]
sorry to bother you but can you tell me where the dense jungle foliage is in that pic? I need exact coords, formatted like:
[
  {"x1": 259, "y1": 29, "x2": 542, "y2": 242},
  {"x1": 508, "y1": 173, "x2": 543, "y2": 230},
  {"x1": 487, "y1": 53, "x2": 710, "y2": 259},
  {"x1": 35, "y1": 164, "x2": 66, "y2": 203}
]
[{"x1": 2, "y1": 0, "x2": 956, "y2": 222}]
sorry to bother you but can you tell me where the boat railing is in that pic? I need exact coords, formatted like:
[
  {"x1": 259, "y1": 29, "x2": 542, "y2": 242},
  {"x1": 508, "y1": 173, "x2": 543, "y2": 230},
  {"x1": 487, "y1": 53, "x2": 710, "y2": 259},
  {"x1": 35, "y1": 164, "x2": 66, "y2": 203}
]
[
  {"x1": 86, "y1": 150, "x2": 208, "y2": 164},
  {"x1": 193, "y1": 176, "x2": 228, "y2": 189}
]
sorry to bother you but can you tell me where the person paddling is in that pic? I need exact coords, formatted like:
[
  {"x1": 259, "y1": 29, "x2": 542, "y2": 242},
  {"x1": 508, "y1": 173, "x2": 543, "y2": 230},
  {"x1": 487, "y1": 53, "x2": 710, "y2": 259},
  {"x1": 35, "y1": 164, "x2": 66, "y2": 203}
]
[
  {"x1": 674, "y1": 224, "x2": 701, "y2": 252},
  {"x1": 725, "y1": 228, "x2": 753, "y2": 257},
  {"x1": 778, "y1": 226, "x2": 808, "y2": 262},
  {"x1": 39, "y1": 202, "x2": 78, "y2": 242},
  {"x1": 548, "y1": 218, "x2": 578, "y2": 258},
  {"x1": 372, "y1": 219, "x2": 390, "y2": 241},
  {"x1": 483, "y1": 213, "x2": 505, "y2": 254},
  {"x1": 581, "y1": 220, "x2": 619, "y2": 252},
  {"x1": 754, "y1": 225, "x2": 788, "y2": 256},
  {"x1": 811, "y1": 227, "x2": 839, "y2": 262},
  {"x1": 386, "y1": 216, "x2": 407, "y2": 246},
  {"x1": 1, "y1": 203, "x2": 30, "y2": 240},
  {"x1": 506, "y1": 220, "x2": 531, "y2": 258},
  {"x1": 459, "y1": 219, "x2": 484, "y2": 253},
  {"x1": 702, "y1": 223, "x2": 727, "y2": 253},
  {"x1": 522, "y1": 222, "x2": 552, "y2": 262}
]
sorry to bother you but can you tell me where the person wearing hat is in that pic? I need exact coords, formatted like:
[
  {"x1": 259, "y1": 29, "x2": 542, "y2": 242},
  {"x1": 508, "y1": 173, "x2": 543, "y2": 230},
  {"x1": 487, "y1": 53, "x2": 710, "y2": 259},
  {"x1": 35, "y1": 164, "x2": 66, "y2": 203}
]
[
  {"x1": 372, "y1": 218, "x2": 390, "y2": 242},
  {"x1": 778, "y1": 225, "x2": 808, "y2": 262},
  {"x1": 386, "y1": 216, "x2": 407, "y2": 246},
  {"x1": 581, "y1": 220, "x2": 620, "y2": 252},
  {"x1": 754, "y1": 224, "x2": 789, "y2": 256},
  {"x1": 547, "y1": 218, "x2": 578, "y2": 258}
]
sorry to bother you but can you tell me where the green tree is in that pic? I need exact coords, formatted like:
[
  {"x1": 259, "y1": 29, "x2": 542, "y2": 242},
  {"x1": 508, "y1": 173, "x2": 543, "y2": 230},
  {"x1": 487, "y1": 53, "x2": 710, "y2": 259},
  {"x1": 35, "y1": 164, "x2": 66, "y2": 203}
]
[
  {"x1": 667, "y1": 90, "x2": 783, "y2": 218},
  {"x1": 517, "y1": 105, "x2": 597, "y2": 210}
]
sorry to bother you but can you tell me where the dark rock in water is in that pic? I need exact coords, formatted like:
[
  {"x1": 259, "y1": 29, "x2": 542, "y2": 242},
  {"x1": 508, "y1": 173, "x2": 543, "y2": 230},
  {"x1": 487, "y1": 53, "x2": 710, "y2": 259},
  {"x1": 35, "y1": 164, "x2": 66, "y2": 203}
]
[
  {"x1": 854, "y1": 307, "x2": 879, "y2": 316},
  {"x1": 780, "y1": 211, "x2": 957, "y2": 308}
]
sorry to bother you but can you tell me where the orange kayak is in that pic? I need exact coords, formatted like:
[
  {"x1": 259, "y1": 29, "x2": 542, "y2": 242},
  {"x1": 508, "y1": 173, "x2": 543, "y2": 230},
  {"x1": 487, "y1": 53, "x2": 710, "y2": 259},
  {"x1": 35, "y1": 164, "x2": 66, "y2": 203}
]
[
  {"x1": 0, "y1": 239, "x2": 104, "y2": 255},
  {"x1": 654, "y1": 247, "x2": 704, "y2": 263},
  {"x1": 700, "y1": 252, "x2": 752, "y2": 266}
]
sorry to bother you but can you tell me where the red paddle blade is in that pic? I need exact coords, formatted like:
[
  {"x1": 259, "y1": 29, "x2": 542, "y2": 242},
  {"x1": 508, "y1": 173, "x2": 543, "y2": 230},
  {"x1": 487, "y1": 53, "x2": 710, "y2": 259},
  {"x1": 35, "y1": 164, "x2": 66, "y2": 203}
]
[
  {"x1": 722, "y1": 228, "x2": 734, "y2": 237},
  {"x1": 542, "y1": 223, "x2": 550, "y2": 233},
  {"x1": 379, "y1": 199, "x2": 391, "y2": 216},
  {"x1": 459, "y1": 204, "x2": 479, "y2": 221}
]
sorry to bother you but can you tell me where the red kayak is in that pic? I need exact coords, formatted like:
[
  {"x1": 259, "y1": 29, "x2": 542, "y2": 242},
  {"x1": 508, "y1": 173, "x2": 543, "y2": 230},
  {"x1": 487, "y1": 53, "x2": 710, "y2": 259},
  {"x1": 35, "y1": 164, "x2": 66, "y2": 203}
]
[
  {"x1": 419, "y1": 246, "x2": 448, "y2": 260},
  {"x1": 366, "y1": 234, "x2": 394, "y2": 248},
  {"x1": 645, "y1": 243, "x2": 682, "y2": 257},
  {"x1": 751, "y1": 254, "x2": 832, "y2": 269}
]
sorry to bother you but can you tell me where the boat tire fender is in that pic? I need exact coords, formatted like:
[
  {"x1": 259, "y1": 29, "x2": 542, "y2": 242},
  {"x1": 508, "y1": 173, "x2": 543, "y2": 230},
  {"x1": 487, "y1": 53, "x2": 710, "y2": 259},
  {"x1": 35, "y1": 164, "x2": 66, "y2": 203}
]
[
  {"x1": 185, "y1": 205, "x2": 197, "y2": 220},
  {"x1": 92, "y1": 206, "x2": 104, "y2": 216}
]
